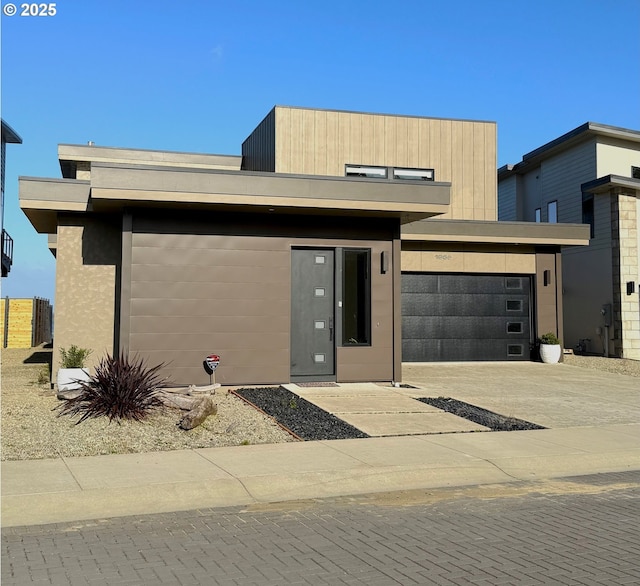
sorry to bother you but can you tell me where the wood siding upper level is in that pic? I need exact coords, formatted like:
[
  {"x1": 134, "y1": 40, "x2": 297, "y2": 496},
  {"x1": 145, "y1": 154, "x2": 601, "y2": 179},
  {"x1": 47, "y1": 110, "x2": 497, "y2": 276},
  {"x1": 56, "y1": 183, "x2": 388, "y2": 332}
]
[{"x1": 243, "y1": 106, "x2": 497, "y2": 222}]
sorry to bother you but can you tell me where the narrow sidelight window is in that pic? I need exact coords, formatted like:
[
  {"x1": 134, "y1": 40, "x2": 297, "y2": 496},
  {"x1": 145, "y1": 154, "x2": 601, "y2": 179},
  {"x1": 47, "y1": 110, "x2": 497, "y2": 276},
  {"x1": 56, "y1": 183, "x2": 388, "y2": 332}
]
[
  {"x1": 342, "y1": 249, "x2": 371, "y2": 345},
  {"x1": 547, "y1": 200, "x2": 558, "y2": 223}
]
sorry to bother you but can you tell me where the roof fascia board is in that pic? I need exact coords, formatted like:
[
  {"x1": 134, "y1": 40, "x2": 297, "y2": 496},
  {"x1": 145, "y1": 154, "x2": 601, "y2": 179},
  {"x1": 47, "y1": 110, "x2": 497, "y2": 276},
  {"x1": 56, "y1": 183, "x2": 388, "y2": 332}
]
[
  {"x1": 402, "y1": 219, "x2": 590, "y2": 246},
  {"x1": 1, "y1": 120, "x2": 22, "y2": 144},
  {"x1": 499, "y1": 122, "x2": 640, "y2": 180}
]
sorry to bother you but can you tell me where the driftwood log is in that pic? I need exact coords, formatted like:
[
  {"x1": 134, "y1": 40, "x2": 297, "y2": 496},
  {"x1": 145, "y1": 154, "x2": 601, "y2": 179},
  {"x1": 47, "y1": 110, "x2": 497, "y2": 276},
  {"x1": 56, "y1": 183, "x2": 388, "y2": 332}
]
[
  {"x1": 178, "y1": 396, "x2": 218, "y2": 430},
  {"x1": 157, "y1": 388, "x2": 218, "y2": 430}
]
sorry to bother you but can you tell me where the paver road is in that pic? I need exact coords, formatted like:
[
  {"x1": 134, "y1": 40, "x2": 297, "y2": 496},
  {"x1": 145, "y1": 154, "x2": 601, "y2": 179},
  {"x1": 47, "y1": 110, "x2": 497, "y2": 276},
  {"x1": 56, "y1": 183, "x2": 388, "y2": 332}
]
[{"x1": 3, "y1": 470, "x2": 640, "y2": 585}]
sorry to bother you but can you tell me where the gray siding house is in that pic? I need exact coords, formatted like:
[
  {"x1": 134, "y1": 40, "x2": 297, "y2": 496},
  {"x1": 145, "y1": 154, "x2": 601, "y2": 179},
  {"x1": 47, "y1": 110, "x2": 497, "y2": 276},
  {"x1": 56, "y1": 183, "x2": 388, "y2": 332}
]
[{"x1": 498, "y1": 122, "x2": 640, "y2": 360}]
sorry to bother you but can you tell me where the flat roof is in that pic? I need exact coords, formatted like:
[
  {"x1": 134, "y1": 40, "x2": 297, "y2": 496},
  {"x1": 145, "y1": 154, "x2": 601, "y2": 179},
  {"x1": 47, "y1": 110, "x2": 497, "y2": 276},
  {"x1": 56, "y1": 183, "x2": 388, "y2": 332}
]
[
  {"x1": 582, "y1": 174, "x2": 640, "y2": 195},
  {"x1": 20, "y1": 162, "x2": 452, "y2": 233}
]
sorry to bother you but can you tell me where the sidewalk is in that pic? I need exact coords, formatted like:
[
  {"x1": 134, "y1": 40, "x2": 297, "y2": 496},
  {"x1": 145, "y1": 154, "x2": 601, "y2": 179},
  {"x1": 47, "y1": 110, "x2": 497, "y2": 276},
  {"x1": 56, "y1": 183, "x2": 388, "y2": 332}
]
[{"x1": 3, "y1": 362, "x2": 640, "y2": 528}]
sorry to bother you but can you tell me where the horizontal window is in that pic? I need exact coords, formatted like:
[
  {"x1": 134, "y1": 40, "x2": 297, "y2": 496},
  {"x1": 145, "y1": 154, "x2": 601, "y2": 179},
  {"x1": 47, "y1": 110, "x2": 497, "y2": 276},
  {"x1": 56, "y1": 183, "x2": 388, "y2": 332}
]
[
  {"x1": 506, "y1": 300, "x2": 523, "y2": 311},
  {"x1": 392, "y1": 167, "x2": 435, "y2": 181},
  {"x1": 345, "y1": 165, "x2": 387, "y2": 179}
]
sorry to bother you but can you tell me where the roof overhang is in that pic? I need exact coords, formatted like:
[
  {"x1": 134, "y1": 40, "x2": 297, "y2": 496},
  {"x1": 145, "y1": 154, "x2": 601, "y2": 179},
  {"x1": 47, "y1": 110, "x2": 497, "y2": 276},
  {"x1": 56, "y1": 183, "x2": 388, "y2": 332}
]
[
  {"x1": 58, "y1": 144, "x2": 243, "y2": 178},
  {"x1": 20, "y1": 162, "x2": 452, "y2": 233},
  {"x1": 1, "y1": 120, "x2": 22, "y2": 144},
  {"x1": 402, "y1": 219, "x2": 590, "y2": 246},
  {"x1": 499, "y1": 122, "x2": 640, "y2": 180},
  {"x1": 582, "y1": 174, "x2": 640, "y2": 196},
  {"x1": 19, "y1": 177, "x2": 90, "y2": 233}
]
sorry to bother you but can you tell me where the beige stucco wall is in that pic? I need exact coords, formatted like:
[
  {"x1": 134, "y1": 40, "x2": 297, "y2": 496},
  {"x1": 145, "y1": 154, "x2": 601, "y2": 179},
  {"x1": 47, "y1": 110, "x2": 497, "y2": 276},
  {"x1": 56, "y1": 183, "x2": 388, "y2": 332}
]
[
  {"x1": 596, "y1": 140, "x2": 640, "y2": 177},
  {"x1": 52, "y1": 216, "x2": 120, "y2": 377},
  {"x1": 273, "y1": 107, "x2": 497, "y2": 222}
]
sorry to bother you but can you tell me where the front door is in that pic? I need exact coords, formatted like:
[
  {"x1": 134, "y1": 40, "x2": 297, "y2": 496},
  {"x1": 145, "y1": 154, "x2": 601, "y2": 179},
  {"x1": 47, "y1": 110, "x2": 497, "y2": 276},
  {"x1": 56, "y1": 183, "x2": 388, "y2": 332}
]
[{"x1": 291, "y1": 249, "x2": 335, "y2": 379}]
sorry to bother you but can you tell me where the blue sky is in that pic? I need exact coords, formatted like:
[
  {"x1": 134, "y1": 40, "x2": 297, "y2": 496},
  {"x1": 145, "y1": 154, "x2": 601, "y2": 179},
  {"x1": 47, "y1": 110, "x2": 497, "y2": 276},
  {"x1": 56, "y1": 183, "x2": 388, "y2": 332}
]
[{"x1": 1, "y1": 0, "x2": 639, "y2": 303}]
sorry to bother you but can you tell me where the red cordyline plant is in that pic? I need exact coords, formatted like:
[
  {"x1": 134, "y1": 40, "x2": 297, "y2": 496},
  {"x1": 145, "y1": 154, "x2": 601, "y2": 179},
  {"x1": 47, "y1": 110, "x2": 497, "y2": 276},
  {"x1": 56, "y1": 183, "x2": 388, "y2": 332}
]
[{"x1": 57, "y1": 352, "x2": 166, "y2": 424}]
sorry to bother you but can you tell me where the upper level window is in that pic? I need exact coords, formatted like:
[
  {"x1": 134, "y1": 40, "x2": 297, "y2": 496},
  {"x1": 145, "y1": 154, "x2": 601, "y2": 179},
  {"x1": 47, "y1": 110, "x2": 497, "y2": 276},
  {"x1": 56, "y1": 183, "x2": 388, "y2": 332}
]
[
  {"x1": 345, "y1": 165, "x2": 435, "y2": 181},
  {"x1": 392, "y1": 167, "x2": 435, "y2": 181},
  {"x1": 535, "y1": 208, "x2": 541, "y2": 222},
  {"x1": 345, "y1": 165, "x2": 387, "y2": 179},
  {"x1": 632, "y1": 166, "x2": 640, "y2": 180},
  {"x1": 547, "y1": 201, "x2": 558, "y2": 223}
]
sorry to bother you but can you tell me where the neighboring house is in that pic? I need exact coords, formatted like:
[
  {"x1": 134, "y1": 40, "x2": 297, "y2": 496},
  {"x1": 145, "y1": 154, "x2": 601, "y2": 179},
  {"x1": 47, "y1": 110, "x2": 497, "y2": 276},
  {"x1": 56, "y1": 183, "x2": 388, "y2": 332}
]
[
  {"x1": 20, "y1": 106, "x2": 588, "y2": 385},
  {"x1": 498, "y1": 123, "x2": 640, "y2": 360},
  {"x1": 1, "y1": 120, "x2": 22, "y2": 277}
]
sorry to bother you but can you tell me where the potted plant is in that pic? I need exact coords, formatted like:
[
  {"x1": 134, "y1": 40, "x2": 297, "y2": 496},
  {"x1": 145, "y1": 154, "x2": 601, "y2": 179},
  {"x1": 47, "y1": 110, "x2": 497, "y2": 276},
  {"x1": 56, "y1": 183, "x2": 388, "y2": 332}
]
[
  {"x1": 57, "y1": 345, "x2": 92, "y2": 395},
  {"x1": 538, "y1": 332, "x2": 561, "y2": 364}
]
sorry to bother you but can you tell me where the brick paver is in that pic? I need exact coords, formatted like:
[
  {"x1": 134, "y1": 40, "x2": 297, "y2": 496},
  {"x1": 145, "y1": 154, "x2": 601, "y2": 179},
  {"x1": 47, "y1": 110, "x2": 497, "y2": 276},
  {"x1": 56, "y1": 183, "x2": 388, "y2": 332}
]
[{"x1": 3, "y1": 470, "x2": 640, "y2": 585}]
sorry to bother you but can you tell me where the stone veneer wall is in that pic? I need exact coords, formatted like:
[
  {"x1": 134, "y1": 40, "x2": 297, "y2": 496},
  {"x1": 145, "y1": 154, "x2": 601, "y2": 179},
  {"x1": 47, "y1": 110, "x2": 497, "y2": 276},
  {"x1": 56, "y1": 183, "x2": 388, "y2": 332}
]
[{"x1": 611, "y1": 192, "x2": 640, "y2": 360}]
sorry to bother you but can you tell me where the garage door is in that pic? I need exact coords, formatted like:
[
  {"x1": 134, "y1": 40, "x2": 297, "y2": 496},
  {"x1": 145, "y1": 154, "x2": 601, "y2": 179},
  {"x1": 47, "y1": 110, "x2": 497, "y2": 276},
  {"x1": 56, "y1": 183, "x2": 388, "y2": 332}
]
[{"x1": 402, "y1": 273, "x2": 531, "y2": 362}]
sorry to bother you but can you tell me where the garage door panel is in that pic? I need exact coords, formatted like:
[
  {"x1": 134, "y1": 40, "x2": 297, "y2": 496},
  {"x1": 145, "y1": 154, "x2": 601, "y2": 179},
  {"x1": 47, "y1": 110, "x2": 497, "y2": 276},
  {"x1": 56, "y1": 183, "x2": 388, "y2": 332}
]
[
  {"x1": 403, "y1": 316, "x2": 530, "y2": 341},
  {"x1": 403, "y1": 294, "x2": 529, "y2": 318},
  {"x1": 402, "y1": 339, "x2": 528, "y2": 362},
  {"x1": 402, "y1": 273, "x2": 531, "y2": 362}
]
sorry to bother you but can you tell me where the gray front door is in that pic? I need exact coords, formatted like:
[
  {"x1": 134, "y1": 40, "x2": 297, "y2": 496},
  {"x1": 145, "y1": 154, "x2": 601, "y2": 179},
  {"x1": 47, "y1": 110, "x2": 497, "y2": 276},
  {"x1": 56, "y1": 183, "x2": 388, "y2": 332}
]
[{"x1": 291, "y1": 249, "x2": 335, "y2": 378}]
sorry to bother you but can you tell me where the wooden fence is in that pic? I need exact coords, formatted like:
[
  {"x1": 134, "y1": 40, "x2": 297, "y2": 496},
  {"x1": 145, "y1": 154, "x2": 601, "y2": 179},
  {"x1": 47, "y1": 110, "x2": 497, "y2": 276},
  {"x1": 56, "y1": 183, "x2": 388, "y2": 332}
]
[{"x1": 1, "y1": 297, "x2": 53, "y2": 348}]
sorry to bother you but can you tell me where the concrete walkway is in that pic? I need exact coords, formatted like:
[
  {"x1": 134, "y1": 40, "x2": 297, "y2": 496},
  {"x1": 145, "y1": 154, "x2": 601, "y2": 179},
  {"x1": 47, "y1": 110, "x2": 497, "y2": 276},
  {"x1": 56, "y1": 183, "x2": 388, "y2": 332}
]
[{"x1": 2, "y1": 362, "x2": 639, "y2": 528}]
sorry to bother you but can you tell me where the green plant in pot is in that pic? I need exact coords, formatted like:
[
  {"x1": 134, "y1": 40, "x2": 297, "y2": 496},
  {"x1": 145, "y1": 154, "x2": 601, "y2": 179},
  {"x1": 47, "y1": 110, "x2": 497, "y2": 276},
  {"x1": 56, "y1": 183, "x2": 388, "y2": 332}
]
[
  {"x1": 57, "y1": 345, "x2": 92, "y2": 397},
  {"x1": 538, "y1": 332, "x2": 561, "y2": 364}
]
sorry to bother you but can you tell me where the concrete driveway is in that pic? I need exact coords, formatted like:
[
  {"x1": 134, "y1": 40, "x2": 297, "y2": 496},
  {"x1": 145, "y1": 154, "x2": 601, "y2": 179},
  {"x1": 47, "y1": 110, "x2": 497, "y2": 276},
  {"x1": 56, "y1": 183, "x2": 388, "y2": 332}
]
[{"x1": 401, "y1": 361, "x2": 640, "y2": 428}]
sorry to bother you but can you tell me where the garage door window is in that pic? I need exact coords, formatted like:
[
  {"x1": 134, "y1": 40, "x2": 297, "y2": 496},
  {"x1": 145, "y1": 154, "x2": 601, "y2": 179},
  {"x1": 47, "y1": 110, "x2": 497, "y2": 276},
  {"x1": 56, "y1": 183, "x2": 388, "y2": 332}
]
[
  {"x1": 507, "y1": 322, "x2": 523, "y2": 334},
  {"x1": 507, "y1": 344, "x2": 524, "y2": 357},
  {"x1": 506, "y1": 300, "x2": 523, "y2": 311}
]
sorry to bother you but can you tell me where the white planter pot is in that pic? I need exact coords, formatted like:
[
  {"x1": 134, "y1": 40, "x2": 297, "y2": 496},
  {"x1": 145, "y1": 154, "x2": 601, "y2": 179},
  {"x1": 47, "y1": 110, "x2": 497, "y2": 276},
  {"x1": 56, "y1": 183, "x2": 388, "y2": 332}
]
[
  {"x1": 57, "y1": 368, "x2": 91, "y2": 391},
  {"x1": 540, "y1": 344, "x2": 562, "y2": 364}
]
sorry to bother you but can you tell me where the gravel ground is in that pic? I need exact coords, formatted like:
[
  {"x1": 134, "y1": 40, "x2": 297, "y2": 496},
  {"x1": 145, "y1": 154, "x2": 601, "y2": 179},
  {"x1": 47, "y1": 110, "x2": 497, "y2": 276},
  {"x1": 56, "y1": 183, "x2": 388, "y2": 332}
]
[
  {"x1": 2, "y1": 345, "x2": 639, "y2": 461},
  {"x1": 233, "y1": 387, "x2": 369, "y2": 441},
  {"x1": 419, "y1": 397, "x2": 546, "y2": 431},
  {"x1": 562, "y1": 353, "x2": 640, "y2": 377},
  {"x1": 0, "y1": 346, "x2": 293, "y2": 461}
]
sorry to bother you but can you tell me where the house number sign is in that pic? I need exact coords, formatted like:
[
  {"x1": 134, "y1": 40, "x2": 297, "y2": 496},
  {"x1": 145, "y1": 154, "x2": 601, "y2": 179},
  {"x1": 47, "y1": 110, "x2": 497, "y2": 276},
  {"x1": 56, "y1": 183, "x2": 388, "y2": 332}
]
[{"x1": 204, "y1": 354, "x2": 220, "y2": 374}]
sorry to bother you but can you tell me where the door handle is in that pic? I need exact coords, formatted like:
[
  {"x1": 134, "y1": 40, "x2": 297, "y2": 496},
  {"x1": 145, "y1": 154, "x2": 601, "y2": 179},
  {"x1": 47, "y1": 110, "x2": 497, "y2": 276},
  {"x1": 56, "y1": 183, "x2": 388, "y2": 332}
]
[{"x1": 329, "y1": 317, "x2": 333, "y2": 342}]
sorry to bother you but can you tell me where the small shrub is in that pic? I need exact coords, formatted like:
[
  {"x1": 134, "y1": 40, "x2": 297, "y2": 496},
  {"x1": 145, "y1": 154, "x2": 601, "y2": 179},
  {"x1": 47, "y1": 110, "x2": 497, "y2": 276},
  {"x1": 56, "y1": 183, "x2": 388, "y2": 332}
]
[
  {"x1": 538, "y1": 332, "x2": 560, "y2": 345},
  {"x1": 59, "y1": 345, "x2": 92, "y2": 368},
  {"x1": 57, "y1": 352, "x2": 166, "y2": 424},
  {"x1": 36, "y1": 365, "x2": 50, "y2": 385}
]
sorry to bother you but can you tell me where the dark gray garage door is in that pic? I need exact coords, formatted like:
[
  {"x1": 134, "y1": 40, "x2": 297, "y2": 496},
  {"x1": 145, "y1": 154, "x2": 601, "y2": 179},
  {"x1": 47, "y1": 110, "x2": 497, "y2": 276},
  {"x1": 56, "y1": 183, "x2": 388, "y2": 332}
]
[{"x1": 402, "y1": 273, "x2": 531, "y2": 362}]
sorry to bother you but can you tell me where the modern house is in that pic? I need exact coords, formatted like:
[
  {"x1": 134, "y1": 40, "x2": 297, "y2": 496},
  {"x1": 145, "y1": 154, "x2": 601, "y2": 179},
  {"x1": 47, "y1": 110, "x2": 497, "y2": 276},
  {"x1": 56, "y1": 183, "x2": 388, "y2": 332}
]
[
  {"x1": 1, "y1": 120, "x2": 22, "y2": 277},
  {"x1": 20, "y1": 106, "x2": 588, "y2": 386},
  {"x1": 498, "y1": 122, "x2": 640, "y2": 360}
]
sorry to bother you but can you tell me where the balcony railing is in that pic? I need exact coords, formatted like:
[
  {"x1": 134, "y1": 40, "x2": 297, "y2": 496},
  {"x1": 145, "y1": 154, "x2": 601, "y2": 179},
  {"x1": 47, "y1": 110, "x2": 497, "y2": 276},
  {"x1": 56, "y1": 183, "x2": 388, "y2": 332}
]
[{"x1": 2, "y1": 229, "x2": 13, "y2": 277}]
